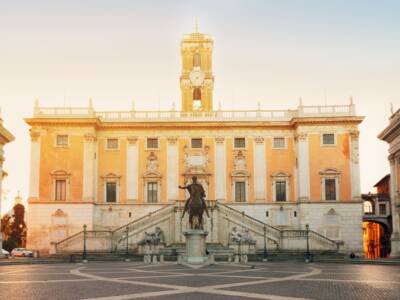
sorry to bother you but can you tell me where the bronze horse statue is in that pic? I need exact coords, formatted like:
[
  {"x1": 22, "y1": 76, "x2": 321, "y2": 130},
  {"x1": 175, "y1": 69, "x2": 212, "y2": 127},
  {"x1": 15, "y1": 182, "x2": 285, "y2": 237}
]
[{"x1": 179, "y1": 176, "x2": 209, "y2": 229}]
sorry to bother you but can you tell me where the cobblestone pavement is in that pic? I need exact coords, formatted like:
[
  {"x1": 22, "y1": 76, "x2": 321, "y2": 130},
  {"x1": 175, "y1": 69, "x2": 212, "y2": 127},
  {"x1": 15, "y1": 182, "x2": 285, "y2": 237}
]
[{"x1": 0, "y1": 261, "x2": 399, "y2": 300}]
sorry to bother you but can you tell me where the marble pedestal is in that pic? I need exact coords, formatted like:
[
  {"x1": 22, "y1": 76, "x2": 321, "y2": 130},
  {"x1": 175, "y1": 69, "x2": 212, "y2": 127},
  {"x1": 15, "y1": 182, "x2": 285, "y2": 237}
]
[{"x1": 183, "y1": 229, "x2": 208, "y2": 264}]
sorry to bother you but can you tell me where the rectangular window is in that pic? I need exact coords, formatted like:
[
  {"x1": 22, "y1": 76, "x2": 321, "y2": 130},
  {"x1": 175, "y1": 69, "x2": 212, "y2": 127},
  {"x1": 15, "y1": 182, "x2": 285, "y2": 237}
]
[
  {"x1": 106, "y1": 182, "x2": 117, "y2": 203},
  {"x1": 107, "y1": 138, "x2": 118, "y2": 150},
  {"x1": 379, "y1": 203, "x2": 386, "y2": 216},
  {"x1": 147, "y1": 138, "x2": 158, "y2": 149},
  {"x1": 322, "y1": 134, "x2": 335, "y2": 145},
  {"x1": 234, "y1": 138, "x2": 246, "y2": 149},
  {"x1": 147, "y1": 182, "x2": 158, "y2": 203},
  {"x1": 325, "y1": 179, "x2": 337, "y2": 200},
  {"x1": 276, "y1": 181, "x2": 286, "y2": 201},
  {"x1": 56, "y1": 135, "x2": 68, "y2": 146},
  {"x1": 55, "y1": 180, "x2": 66, "y2": 201},
  {"x1": 273, "y1": 137, "x2": 285, "y2": 149},
  {"x1": 235, "y1": 181, "x2": 246, "y2": 202},
  {"x1": 191, "y1": 138, "x2": 203, "y2": 148}
]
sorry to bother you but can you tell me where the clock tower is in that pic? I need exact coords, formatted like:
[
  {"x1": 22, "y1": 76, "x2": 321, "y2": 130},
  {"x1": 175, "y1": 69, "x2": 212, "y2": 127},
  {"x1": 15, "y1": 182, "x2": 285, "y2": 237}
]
[{"x1": 180, "y1": 27, "x2": 214, "y2": 112}]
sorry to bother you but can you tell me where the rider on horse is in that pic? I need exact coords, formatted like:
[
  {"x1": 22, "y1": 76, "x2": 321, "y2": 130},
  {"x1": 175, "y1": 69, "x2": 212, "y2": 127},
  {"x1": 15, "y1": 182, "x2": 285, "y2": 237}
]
[{"x1": 179, "y1": 176, "x2": 210, "y2": 229}]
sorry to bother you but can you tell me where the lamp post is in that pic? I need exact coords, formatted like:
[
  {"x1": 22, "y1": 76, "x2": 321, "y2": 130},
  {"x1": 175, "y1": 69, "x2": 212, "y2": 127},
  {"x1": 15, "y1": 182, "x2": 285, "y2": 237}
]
[
  {"x1": 263, "y1": 225, "x2": 268, "y2": 262},
  {"x1": 125, "y1": 226, "x2": 130, "y2": 261},
  {"x1": 305, "y1": 224, "x2": 310, "y2": 263},
  {"x1": 83, "y1": 224, "x2": 87, "y2": 262}
]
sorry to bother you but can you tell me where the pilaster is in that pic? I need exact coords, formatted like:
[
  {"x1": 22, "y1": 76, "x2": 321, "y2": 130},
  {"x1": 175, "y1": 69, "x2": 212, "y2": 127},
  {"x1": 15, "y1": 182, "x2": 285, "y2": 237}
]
[
  {"x1": 296, "y1": 133, "x2": 310, "y2": 201},
  {"x1": 29, "y1": 130, "x2": 41, "y2": 200},
  {"x1": 167, "y1": 137, "x2": 179, "y2": 202},
  {"x1": 83, "y1": 134, "x2": 96, "y2": 201},
  {"x1": 126, "y1": 137, "x2": 138, "y2": 202},
  {"x1": 350, "y1": 130, "x2": 361, "y2": 200},
  {"x1": 215, "y1": 137, "x2": 226, "y2": 201},
  {"x1": 254, "y1": 137, "x2": 266, "y2": 201}
]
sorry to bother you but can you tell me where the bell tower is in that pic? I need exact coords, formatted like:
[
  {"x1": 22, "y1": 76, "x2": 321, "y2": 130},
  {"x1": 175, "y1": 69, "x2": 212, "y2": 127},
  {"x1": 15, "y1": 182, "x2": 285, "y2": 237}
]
[{"x1": 180, "y1": 26, "x2": 214, "y2": 112}]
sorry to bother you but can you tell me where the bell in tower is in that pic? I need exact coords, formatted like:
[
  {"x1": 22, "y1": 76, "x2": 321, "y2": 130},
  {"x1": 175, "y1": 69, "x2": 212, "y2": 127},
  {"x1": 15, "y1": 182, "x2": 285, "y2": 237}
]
[{"x1": 180, "y1": 25, "x2": 214, "y2": 112}]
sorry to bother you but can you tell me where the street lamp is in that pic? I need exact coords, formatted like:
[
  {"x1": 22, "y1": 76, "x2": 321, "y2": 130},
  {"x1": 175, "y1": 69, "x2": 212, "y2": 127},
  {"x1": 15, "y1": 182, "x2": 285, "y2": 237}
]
[
  {"x1": 125, "y1": 226, "x2": 130, "y2": 261},
  {"x1": 83, "y1": 224, "x2": 87, "y2": 262},
  {"x1": 305, "y1": 224, "x2": 311, "y2": 263},
  {"x1": 263, "y1": 225, "x2": 268, "y2": 262}
]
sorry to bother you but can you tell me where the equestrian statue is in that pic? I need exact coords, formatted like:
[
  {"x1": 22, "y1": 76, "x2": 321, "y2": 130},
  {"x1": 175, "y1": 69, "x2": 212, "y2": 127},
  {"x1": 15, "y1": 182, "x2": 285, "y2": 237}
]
[{"x1": 179, "y1": 176, "x2": 209, "y2": 229}]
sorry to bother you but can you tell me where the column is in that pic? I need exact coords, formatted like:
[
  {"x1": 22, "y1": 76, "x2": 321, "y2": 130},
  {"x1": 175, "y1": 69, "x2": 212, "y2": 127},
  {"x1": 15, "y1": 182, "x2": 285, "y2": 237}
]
[
  {"x1": 215, "y1": 137, "x2": 226, "y2": 201},
  {"x1": 297, "y1": 133, "x2": 310, "y2": 201},
  {"x1": 167, "y1": 137, "x2": 179, "y2": 202},
  {"x1": 83, "y1": 134, "x2": 96, "y2": 201},
  {"x1": 350, "y1": 130, "x2": 361, "y2": 200},
  {"x1": 126, "y1": 137, "x2": 138, "y2": 201},
  {"x1": 254, "y1": 137, "x2": 266, "y2": 201},
  {"x1": 29, "y1": 130, "x2": 41, "y2": 200},
  {"x1": 390, "y1": 155, "x2": 400, "y2": 256}
]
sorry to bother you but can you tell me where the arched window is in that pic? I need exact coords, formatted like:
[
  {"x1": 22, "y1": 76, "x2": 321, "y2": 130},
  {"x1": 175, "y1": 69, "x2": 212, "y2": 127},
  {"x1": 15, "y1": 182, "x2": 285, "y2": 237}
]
[
  {"x1": 193, "y1": 52, "x2": 201, "y2": 68},
  {"x1": 364, "y1": 201, "x2": 374, "y2": 214},
  {"x1": 192, "y1": 88, "x2": 202, "y2": 110},
  {"x1": 193, "y1": 88, "x2": 201, "y2": 100}
]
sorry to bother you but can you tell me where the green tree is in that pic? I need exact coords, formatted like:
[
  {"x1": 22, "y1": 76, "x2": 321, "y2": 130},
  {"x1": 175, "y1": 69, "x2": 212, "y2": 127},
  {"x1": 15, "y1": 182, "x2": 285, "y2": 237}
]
[{"x1": 9, "y1": 204, "x2": 27, "y2": 247}]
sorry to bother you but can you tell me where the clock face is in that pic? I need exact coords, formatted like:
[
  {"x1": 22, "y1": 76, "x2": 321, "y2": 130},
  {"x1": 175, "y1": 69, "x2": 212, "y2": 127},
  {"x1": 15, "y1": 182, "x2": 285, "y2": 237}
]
[{"x1": 189, "y1": 70, "x2": 205, "y2": 87}]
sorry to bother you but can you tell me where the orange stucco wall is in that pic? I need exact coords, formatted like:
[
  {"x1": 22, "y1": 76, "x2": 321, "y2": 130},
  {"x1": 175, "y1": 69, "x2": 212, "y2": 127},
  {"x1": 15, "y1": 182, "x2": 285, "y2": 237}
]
[
  {"x1": 39, "y1": 134, "x2": 84, "y2": 202},
  {"x1": 309, "y1": 133, "x2": 351, "y2": 201}
]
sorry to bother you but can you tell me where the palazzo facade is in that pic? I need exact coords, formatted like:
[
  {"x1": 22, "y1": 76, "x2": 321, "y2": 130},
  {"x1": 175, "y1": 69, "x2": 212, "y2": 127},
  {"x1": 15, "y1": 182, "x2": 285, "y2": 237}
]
[{"x1": 26, "y1": 29, "x2": 364, "y2": 254}]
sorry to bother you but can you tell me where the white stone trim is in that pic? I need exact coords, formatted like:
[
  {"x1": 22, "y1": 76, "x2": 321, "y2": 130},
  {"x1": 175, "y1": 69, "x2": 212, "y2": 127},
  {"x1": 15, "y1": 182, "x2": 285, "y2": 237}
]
[
  {"x1": 83, "y1": 135, "x2": 96, "y2": 201},
  {"x1": 254, "y1": 138, "x2": 266, "y2": 200},
  {"x1": 350, "y1": 131, "x2": 361, "y2": 200},
  {"x1": 215, "y1": 137, "x2": 227, "y2": 201},
  {"x1": 272, "y1": 173, "x2": 290, "y2": 202},
  {"x1": 272, "y1": 136, "x2": 287, "y2": 149},
  {"x1": 50, "y1": 170, "x2": 71, "y2": 201},
  {"x1": 102, "y1": 173, "x2": 120, "y2": 203},
  {"x1": 126, "y1": 138, "x2": 138, "y2": 201},
  {"x1": 231, "y1": 177, "x2": 249, "y2": 202},
  {"x1": 29, "y1": 135, "x2": 41, "y2": 199},
  {"x1": 297, "y1": 134, "x2": 310, "y2": 201},
  {"x1": 320, "y1": 169, "x2": 341, "y2": 201},
  {"x1": 144, "y1": 180, "x2": 161, "y2": 203},
  {"x1": 320, "y1": 132, "x2": 337, "y2": 147},
  {"x1": 167, "y1": 140, "x2": 179, "y2": 201}
]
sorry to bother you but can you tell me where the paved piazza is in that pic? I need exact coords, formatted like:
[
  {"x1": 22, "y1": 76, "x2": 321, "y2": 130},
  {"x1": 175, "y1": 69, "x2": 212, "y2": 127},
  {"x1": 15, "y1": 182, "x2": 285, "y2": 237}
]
[{"x1": 0, "y1": 261, "x2": 399, "y2": 300}]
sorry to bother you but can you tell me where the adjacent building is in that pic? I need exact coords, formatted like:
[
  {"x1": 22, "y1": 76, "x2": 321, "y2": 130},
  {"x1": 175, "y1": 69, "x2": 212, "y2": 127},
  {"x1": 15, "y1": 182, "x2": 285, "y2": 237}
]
[
  {"x1": 362, "y1": 175, "x2": 392, "y2": 258},
  {"x1": 0, "y1": 114, "x2": 15, "y2": 254},
  {"x1": 26, "y1": 29, "x2": 364, "y2": 254},
  {"x1": 379, "y1": 107, "x2": 400, "y2": 256}
]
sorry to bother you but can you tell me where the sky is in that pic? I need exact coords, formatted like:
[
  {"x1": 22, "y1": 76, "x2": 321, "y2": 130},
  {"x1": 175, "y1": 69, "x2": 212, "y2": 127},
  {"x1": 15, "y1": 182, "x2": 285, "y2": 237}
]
[{"x1": 0, "y1": 0, "x2": 399, "y2": 213}]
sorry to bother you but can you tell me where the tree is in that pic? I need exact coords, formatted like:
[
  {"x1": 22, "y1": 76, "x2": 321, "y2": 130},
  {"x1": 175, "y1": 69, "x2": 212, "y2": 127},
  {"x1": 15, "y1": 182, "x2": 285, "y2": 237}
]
[{"x1": 9, "y1": 204, "x2": 27, "y2": 247}]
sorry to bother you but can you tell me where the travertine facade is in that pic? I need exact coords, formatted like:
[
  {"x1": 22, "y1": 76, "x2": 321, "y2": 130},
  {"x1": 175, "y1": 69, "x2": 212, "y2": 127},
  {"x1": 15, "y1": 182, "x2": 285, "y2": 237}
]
[
  {"x1": 26, "y1": 29, "x2": 364, "y2": 254},
  {"x1": 379, "y1": 107, "x2": 400, "y2": 256}
]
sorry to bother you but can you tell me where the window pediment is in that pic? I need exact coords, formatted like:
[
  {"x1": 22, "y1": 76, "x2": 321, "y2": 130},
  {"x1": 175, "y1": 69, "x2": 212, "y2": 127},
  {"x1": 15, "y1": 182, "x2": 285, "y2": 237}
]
[
  {"x1": 143, "y1": 170, "x2": 162, "y2": 179},
  {"x1": 50, "y1": 170, "x2": 71, "y2": 177},
  {"x1": 319, "y1": 168, "x2": 341, "y2": 176},
  {"x1": 231, "y1": 170, "x2": 250, "y2": 177}
]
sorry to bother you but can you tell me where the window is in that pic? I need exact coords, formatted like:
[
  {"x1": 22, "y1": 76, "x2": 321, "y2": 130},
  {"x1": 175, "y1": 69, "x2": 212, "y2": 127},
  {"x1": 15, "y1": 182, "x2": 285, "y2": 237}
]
[
  {"x1": 234, "y1": 138, "x2": 246, "y2": 149},
  {"x1": 325, "y1": 179, "x2": 337, "y2": 200},
  {"x1": 106, "y1": 182, "x2": 117, "y2": 203},
  {"x1": 55, "y1": 180, "x2": 66, "y2": 201},
  {"x1": 191, "y1": 138, "x2": 203, "y2": 148},
  {"x1": 275, "y1": 181, "x2": 286, "y2": 201},
  {"x1": 147, "y1": 182, "x2": 158, "y2": 203},
  {"x1": 273, "y1": 137, "x2": 285, "y2": 149},
  {"x1": 235, "y1": 181, "x2": 246, "y2": 202},
  {"x1": 147, "y1": 138, "x2": 158, "y2": 149},
  {"x1": 56, "y1": 135, "x2": 68, "y2": 146},
  {"x1": 193, "y1": 53, "x2": 201, "y2": 68},
  {"x1": 379, "y1": 203, "x2": 386, "y2": 216},
  {"x1": 107, "y1": 138, "x2": 118, "y2": 150},
  {"x1": 322, "y1": 134, "x2": 335, "y2": 145},
  {"x1": 363, "y1": 201, "x2": 373, "y2": 214}
]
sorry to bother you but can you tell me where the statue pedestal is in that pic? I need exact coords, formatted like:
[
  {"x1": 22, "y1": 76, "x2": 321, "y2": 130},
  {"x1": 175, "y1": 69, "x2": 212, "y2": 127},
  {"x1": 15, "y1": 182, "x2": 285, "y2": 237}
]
[{"x1": 183, "y1": 229, "x2": 208, "y2": 264}]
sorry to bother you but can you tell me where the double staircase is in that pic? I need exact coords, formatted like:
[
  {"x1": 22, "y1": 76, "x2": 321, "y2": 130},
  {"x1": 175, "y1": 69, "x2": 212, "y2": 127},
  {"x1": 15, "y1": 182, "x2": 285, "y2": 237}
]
[{"x1": 53, "y1": 201, "x2": 342, "y2": 260}]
